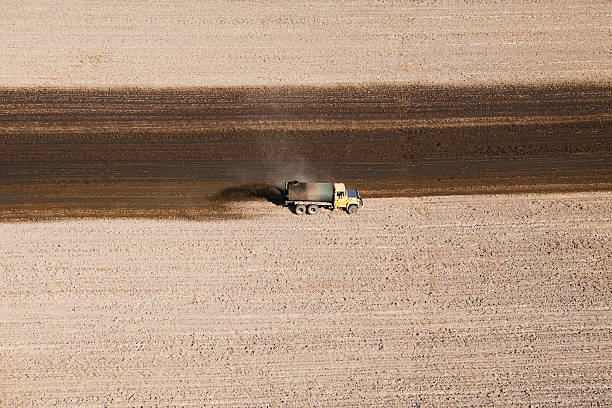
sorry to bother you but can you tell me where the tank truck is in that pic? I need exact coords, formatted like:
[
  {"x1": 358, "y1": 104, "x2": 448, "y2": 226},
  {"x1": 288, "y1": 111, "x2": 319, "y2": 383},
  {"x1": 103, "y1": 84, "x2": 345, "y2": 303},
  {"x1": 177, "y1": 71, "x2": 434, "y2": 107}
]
[{"x1": 283, "y1": 181, "x2": 364, "y2": 215}]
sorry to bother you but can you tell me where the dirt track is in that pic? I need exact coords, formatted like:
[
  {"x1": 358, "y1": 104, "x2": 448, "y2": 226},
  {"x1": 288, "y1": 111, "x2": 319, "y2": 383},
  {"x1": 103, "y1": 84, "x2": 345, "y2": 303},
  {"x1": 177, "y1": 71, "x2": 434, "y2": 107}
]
[
  {"x1": 1, "y1": 192, "x2": 610, "y2": 406},
  {"x1": 1, "y1": 84, "x2": 611, "y2": 220}
]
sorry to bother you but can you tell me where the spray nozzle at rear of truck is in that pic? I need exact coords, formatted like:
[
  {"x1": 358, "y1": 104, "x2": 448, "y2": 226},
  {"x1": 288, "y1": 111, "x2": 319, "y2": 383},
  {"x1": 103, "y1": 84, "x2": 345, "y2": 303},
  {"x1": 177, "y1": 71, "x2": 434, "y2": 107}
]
[{"x1": 283, "y1": 181, "x2": 363, "y2": 215}]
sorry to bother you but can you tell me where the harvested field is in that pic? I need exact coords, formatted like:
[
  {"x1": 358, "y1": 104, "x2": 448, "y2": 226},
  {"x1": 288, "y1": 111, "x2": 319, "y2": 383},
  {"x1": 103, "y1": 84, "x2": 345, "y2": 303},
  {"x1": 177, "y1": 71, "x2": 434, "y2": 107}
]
[
  {"x1": 1, "y1": 84, "x2": 611, "y2": 220},
  {"x1": 1, "y1": 192, "x2": 610, "y2": 406},
  {"x1": 2, "y1": 1, "x2": 610, "y2": 406}
]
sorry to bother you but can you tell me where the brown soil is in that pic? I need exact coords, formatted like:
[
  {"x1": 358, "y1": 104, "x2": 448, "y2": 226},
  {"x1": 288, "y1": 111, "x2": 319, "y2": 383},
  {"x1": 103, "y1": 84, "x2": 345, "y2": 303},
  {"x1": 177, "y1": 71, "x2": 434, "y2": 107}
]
[
  {"x1": 1, "y1": 192, "x2": 610, "y2": 406},
  {"x1": 1, "y1": 84, "x2": 611, "y2": 220}
]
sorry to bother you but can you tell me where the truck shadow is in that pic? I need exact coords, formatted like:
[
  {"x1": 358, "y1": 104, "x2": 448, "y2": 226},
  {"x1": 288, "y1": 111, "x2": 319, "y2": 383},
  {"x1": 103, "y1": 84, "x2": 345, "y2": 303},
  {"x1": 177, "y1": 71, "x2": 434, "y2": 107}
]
[{"x1": 212, "y1": 183, "x2": 285, "y2": 206}]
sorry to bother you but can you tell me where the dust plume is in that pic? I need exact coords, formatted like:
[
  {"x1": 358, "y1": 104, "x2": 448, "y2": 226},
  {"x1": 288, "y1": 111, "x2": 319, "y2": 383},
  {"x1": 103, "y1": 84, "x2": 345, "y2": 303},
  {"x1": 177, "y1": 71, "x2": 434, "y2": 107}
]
[{"x1": 212, "y1": 183, "x2": 284, "y2": 206}]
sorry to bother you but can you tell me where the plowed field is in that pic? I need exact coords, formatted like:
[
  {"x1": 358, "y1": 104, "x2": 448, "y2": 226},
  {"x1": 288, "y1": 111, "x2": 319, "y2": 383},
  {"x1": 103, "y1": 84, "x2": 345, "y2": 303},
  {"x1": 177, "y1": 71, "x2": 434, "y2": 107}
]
[
  {"x1": 2, "y1": 0, "x2": 610, "y2": 86},
  {"x1": 1, "y1": 84, "x2": 611, "y2": 220},
  {"x1": 1, "y1": 192, "x2": 610, "y2": 406}
]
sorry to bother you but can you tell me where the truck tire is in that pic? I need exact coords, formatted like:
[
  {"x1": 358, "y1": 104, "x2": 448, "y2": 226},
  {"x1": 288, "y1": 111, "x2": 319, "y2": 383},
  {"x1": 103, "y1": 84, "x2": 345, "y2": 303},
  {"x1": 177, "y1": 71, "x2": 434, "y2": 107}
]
[
  {"x1": 294, "y1": 204, "x2": 306, "y2": 215},
  {"x1": 347, "y1": 205, "x2": 358, "y2": 214},
  {"x1": 306, "y1": 204, "x2": 318, "y2": 215}
]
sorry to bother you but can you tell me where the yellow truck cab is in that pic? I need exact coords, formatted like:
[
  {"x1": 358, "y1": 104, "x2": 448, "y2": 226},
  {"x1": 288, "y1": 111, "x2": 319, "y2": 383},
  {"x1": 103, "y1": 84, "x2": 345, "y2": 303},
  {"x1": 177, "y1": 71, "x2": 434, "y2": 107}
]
[
  {"x1": 333, "y1": 183, "x2": 363, "y2": 214},
  {"x1": 284, "y1": 181, "x2": 364, "y2": 215}
]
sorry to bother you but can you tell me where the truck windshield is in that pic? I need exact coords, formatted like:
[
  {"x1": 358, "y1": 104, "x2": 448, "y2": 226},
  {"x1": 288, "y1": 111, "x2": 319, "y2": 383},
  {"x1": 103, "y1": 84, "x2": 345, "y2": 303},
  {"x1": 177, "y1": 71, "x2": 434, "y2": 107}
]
[{"x1": 347, "y1": 189, "x2": 359, "y2": 198}]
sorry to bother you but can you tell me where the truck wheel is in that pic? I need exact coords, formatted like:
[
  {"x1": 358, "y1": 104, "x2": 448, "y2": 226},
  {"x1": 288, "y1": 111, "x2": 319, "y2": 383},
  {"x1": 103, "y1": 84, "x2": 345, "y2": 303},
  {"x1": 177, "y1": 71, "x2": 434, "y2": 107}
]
[
  {"x1": 294, "y1": 204, "x2": 306, "y2": 215},
  {"x1": 347, "y1": 205, "x2": 358, "y2": 214},
  {"x1": 306, "y1": 205, "x2": 318, "y2": 215}
]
